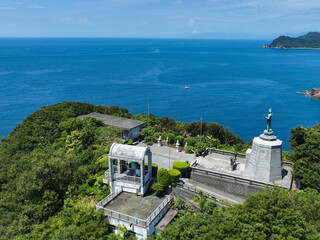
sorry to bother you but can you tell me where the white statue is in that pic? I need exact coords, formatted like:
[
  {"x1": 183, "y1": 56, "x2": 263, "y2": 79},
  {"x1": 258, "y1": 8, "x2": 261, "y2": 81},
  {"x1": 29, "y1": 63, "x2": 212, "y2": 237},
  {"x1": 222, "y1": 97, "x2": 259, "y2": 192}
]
[{"x1": 176, "y1": 140, "x2": 180, "y2": 152}]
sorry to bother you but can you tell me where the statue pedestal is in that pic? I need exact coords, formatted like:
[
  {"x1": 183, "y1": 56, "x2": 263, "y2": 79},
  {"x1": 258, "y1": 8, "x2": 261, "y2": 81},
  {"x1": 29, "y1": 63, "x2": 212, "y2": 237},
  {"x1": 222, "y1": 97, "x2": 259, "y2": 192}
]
[{"x1": 245, "y1": 134, "x2": 282, "y2": 182}]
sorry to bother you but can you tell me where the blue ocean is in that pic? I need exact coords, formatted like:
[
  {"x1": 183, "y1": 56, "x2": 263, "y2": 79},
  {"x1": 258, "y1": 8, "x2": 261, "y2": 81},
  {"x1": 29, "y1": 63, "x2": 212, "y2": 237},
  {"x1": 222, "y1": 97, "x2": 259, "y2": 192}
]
[{"x1": 1, "y1": 38, "x2": 320, "y2": 150}]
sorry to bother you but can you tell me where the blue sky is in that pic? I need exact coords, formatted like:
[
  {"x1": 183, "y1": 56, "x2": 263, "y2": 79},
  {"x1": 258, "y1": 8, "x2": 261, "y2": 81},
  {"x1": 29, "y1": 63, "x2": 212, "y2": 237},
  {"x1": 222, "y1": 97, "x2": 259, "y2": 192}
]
[{"x1": 1, "y1": 0, "x2": 320, "y2": 38}]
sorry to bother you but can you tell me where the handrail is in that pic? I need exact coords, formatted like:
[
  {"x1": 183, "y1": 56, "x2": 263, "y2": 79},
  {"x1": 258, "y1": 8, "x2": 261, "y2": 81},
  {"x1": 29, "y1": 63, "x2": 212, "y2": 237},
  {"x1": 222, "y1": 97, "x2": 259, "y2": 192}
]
[
  {"x1": 96, "y1": 188, "x2": 122, "y2": 210},
  {"x1": 105, "y1": 171, "x2": 142, "y2": 185},
  {"x1": 208, "y1": 148, "x2": 246, "y2": 158},
  {"x1": 97, "y1": 193, "x2": 173, "y2": 228},
  {"x1": 191, "y1": 166, "x2": 276, "y2": 188},
  {"x1": 282, "y1": 161, "x2": 294, "y2": 167},
  {"x1": 145, "y1": 194, "x2": 173, "y2": 226},
  {"x1": 175, "y1": 184, "x2": 231, "y2": 207},
  {"x1": 102, "y1": 207, "x2": 147, "y2": 227}
]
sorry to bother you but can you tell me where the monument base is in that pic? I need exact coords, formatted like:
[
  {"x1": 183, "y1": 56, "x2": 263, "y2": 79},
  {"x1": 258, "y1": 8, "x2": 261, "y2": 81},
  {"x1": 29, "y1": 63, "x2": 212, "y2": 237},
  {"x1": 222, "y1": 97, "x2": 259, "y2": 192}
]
[{"x1": 245, "y1": 135, "x2": 282, "y2": 183}]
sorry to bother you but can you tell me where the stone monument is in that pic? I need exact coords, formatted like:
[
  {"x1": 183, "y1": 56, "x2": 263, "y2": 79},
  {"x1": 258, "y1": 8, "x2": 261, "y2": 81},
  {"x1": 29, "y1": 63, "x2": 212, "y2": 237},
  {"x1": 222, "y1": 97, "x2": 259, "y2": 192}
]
[
  {"x1": 176, "y1": 140, "x2": 180, "y2": 152},
  {"x1": 245, "y1": 108, "x2": 282, "y2": 182},
  {"x1": 157, "y1": 135, "x2": 161, "y2": 147}
]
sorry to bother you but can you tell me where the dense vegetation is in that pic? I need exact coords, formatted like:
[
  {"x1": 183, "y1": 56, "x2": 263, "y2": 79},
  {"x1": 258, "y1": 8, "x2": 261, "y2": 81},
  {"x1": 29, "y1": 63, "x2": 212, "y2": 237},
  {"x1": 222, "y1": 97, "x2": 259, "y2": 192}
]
[
  {"x1": 267, "y1": 32, "x2": 320, "y2": 48},
  {"x1": 0, "y1": 102, "x2": 127, "y2": 239},
  {"x1": 155, "y1": 124, "x2": 320, "y2": 239},
  {"x1": 138, "y1": 115, "x2": 250, "y2": 153},
  {"x1": 0, "y1": 101, "x2": 247, "y2": 239},
  {"x1": 1, "y1": 101, "x2": 320, "y2": 239},
  {"x1": 289, "y1": 124, "x2": 320, "y2": 192},
  {"x1": 155, "y1": 187, "x2": 320, "y2": 239}
]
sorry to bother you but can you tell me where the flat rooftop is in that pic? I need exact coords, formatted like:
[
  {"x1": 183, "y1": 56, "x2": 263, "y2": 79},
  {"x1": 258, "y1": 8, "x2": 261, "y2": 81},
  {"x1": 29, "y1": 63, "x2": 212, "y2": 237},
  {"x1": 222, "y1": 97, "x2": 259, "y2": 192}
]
[
  {"x1": 81, "y1": 113, "x2": 146, "y2": 130},
  {"x1": 106, "y1": 192, "x2": 167, "y2": 220}
]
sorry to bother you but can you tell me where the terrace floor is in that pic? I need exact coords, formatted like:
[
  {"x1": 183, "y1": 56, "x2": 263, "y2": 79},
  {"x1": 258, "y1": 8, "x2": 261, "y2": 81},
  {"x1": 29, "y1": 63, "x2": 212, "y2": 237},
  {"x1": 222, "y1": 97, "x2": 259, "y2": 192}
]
[
  {"x1": 106, "y1": 191, "x2": 167, "y2": 220},
  {"x1": 194, "y1": 152, "x2": 292, "y2": 188}
]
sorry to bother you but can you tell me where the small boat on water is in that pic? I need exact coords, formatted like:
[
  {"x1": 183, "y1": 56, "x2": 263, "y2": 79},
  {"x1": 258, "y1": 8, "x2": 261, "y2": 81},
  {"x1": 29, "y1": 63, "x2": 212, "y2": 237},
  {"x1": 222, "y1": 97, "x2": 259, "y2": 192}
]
[{"x1": 185, "y1": 86, "x2": 189, "y2": 89}]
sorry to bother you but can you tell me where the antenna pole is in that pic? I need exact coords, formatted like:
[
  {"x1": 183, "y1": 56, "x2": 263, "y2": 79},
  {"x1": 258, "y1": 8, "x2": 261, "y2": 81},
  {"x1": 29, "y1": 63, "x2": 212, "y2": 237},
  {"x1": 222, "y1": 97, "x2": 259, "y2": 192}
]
[
  {"x1": 148, "y1": 98, "x2": 150, "y2": 139},
  {"x1": 200, "y1": 117, "x2": 202, "y2": 142},
  {"x1": 120, "y1": 110, "x2": 122, "y2": 139}
]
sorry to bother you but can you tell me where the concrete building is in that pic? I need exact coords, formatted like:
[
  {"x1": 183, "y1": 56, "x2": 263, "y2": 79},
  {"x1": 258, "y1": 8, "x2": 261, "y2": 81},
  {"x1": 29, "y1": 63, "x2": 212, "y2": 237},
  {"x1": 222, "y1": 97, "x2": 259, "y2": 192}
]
[
  {"x1": 96, "y1": 143, "x2": 174, "y2": 239},
  {"x1": 81, "y1": 113, "x2": 146, "y2": 140}
]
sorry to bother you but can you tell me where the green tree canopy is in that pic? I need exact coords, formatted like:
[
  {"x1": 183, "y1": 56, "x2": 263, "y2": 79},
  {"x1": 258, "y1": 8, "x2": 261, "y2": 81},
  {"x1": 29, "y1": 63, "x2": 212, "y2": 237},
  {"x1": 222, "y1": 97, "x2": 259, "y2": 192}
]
[
  {"x1": 155, "y1": 187, "x2": 320, "y2": 240},
  {"x1": 289, "y1": 124, "x2": 320, "y2": 191}
]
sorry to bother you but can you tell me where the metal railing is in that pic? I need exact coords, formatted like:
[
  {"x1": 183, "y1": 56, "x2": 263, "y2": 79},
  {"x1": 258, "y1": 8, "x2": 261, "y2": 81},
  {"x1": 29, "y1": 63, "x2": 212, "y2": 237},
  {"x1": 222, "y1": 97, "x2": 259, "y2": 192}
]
[
  {"x1": 105, "y1": 171, "x2": 142, "y2": 185},
  {"x1": 96, "y1": 187, "x2": 122, "y2": 211},
  {"x1": 191, "y1": 166, "x2": 276, "y2": 188},
  {"x1": 208, "y1": 148, "x2": 246, "y2": 158},
  {"x1": 145, "y1": 194, "x2": 174, "y2": 226},
  {"x1": 103, "y1": 208, "x2": 146, "y2": 227},
  {"x1": 282, "y1": 161, "x2": 294, "y2": 167},
  {"x1": 175, "y1": 184, "x2": 231, "y2": 207},
  {"x1": 97, "y1": 192, "x2": 173, "y2": 228}
]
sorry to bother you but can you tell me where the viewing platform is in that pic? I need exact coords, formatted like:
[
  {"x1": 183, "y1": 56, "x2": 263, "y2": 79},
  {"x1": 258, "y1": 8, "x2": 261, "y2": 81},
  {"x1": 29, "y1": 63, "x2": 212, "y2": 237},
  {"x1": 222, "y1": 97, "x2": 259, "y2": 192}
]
[{"x1": 97, "y1": 143, "x2": 174, "y2": 239}]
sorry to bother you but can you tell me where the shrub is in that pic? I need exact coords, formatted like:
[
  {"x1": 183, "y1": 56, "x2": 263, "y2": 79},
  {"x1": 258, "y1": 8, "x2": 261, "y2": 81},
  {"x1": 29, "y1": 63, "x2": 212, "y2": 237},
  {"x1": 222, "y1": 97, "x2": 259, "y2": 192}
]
[
  {"x1": 146, "y1": 141, "x2": 153, "y2": 146},
  {"x1": 203, "y1": 201, "x2": 217, "y2": 214},
  {"x1": 186, "y1": 146, "x2": 194, "y2": 154},
  {"x1": 157, "y1": 168, "x2": 171, "y2": 188},
  {"x1": 151, "y1": 182, "x2": 165, "y2": 195},
  {"x1": 195, "y1": 142, "x2": 207, "y2": 155},
  {"x1": 153, "y1": 132, "x2": 162, "y2": 142},
  {"x1": 145, "y1": 163, "x2": 158, "y2": 178},
  {"x1": 173, "y1": 161, "x2": 190, "y2": 174},
  {"x1": 169, "y1": 169, "x2": 181, "y2": 183},
  {"x1": 184, "y1": 137, "x2": 196, "y2": 146},
  {"x1": 124, "y1": 139, "x2": 132, "y2": 145},
  {"x1": 165, "y1": 133, "x2": 175, "y2": 143},
  {"x1": 174, "y1": 135, "x2": 184, "y2": 145}
]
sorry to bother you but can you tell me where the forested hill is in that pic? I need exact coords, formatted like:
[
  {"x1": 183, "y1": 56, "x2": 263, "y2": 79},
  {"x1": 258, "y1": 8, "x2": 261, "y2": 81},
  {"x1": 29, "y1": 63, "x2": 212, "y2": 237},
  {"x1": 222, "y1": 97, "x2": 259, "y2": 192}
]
[
  {"x1": 1, "y1": 101, "x2": 320, "y2": 239},
  {"x1": 264, "y1": 32, "x2": 320, "y2": 49},
  {"x1": 0, "y1": 101, "x2": 246, "y2": 239}
]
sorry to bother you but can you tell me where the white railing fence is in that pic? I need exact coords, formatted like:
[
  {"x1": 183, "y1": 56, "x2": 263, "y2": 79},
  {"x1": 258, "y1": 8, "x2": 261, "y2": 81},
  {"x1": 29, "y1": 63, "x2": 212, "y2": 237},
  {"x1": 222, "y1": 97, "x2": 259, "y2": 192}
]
[
  {"x1": 96, "y1": 187, "x2": 122, "y2": 211},
  {"x1": 96, "y1": 192, "x2": 173, "y2": 228}
]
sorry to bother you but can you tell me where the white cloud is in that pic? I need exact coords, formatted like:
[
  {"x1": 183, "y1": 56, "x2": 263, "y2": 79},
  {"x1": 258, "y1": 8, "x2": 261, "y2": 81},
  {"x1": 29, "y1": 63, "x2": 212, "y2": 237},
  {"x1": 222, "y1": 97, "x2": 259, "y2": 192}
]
[{"x1": 192, "y1": 30, "x2": 199, "y2": 34}]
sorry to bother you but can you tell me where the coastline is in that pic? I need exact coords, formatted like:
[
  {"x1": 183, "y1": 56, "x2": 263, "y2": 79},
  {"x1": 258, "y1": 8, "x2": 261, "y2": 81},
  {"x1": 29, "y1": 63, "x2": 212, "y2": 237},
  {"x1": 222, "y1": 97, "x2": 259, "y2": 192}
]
[
  {"x1": 263, "y1": 45, "x2": 320, "y2": 50},
  {"x1": 297, "y1": 89, "x2": 320, "y2": 99}
]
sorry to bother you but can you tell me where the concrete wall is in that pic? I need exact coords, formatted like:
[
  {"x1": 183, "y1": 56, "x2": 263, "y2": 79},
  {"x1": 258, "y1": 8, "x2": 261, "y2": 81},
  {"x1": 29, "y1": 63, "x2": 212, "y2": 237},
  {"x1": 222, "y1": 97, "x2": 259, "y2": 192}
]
[
  {"x1": 171, "y1": 188, "x2": 202, "y2": 212},
  {"x1": 190, "y1": 171, "x2": 265, "y2": 198},
  {"x1": 109, "y1": 198, "x2": 172, "y2": 239},
  {"x1": 110, "y1": 218, "x2": 146, "y2": 239},
  {"x1": 147, "y1": 201, "x2": 172, "y2": 236}
]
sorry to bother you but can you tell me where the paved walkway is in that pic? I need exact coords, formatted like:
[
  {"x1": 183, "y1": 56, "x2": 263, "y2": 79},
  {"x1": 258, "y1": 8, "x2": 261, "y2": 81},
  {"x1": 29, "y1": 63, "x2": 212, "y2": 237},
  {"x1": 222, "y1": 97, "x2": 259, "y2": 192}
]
[
  {"x1": 195, "y1": 152, "x2": 292, "y2": 188},
  {"x1": 137, "y1": 142, "x2": 195, "y2": 170},
  {"x1": 137, "y1": 143, "x2": 292, "y2": 202}
]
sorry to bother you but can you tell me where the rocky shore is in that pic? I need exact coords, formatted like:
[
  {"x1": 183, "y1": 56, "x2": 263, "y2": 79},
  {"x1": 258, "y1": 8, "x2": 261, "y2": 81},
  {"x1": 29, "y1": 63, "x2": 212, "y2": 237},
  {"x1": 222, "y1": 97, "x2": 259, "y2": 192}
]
[{"x1": 297, "y1": 88, "x2": 320, "y2": 98}]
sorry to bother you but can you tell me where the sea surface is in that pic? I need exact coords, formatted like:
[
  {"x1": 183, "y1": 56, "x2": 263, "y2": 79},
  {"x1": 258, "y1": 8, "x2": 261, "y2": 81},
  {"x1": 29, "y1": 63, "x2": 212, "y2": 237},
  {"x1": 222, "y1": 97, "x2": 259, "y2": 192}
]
[{"x1": 1, "y1": 38, "x2": 320, "y2": 150}]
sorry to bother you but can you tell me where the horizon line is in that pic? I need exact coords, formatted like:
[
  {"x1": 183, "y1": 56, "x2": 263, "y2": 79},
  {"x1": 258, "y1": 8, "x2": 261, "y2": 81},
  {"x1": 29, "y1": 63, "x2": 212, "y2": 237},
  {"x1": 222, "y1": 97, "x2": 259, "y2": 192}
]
[{"x1": 0, "y1": 36, "x2": 273, "y2": 40}]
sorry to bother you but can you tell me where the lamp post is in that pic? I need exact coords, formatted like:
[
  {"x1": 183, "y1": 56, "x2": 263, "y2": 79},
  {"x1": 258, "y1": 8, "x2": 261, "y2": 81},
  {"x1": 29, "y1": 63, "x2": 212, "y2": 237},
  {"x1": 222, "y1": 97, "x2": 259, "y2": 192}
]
[
  {"x1": 168, "y1": 139, "x2": 171, "y2": 170},
  {"x1": 207, "y1": 135, "x2": 212, "y2": 148}
]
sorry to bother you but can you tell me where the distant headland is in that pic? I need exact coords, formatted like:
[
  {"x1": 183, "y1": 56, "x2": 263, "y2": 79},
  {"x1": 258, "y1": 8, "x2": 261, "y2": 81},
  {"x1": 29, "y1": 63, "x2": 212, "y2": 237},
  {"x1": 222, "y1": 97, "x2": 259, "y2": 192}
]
[
  {"x1": 297, "y1": 88, "x2": 320, "y2": 98},
  {"x1": 263, "y1": 32, "x2": 320, "y2": 49}
]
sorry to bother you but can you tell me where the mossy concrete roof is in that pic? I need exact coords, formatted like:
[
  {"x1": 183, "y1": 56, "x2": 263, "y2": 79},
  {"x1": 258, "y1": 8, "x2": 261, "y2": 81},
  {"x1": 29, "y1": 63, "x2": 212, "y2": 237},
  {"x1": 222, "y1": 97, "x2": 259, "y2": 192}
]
[
  {"x1": 81, "y1": 112, "x2": 146, "y2": 130},
  {"x1": 105, "y1": 192, "x2": 166, "y2": 220}
]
